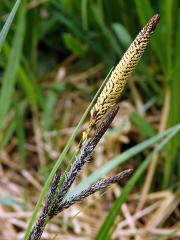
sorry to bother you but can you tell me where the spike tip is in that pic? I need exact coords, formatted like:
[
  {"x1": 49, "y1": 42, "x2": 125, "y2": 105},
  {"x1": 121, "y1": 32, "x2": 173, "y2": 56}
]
[{"x1": 147, "y1": 14, "x2": 160, "y2": 33}]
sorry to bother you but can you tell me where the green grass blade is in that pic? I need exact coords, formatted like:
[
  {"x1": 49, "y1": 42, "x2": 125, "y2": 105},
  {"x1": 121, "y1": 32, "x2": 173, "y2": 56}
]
[
  {"x1": 164, "y1": 4, "x2": 180, "y2": 188},
  {"x1": 130, "y1": 112, "x2": 157, "y2": 138},
  {"x1": 14, "y1": 98, "x2": 26, "y2": 167},
  {"x1": 0, "y1": 1, "x2": 26, "y2": 132},
  {"x1": 22, "y1": 57, "x2": 45, "y2": 109},
  {"x1": 2, "y1": 42, "x2": 45, "y2": 109},
  {"x1": 24, "y1": 68, "x2": 113, "y2": 239},
  {"x1": 91, "y1": 2, "x2": 122, "y2": 55},
  {"x1": 96, "y1": 124, "x2": 180, "y2": 239},
  {"x1": 0, "y1": 0, "x2": 21, "y2": 53},
  {"x1": 65, "y1": 124, "x2": 180, "y2": 199},
  {"x1": 0, "y1": 100, "x2": 27, "y2": 150},
  {"x1": 52, "y1": 1, "x2": 106, "y2": 59},
  {"x1": 174, "y1": 9, "x2": 180, "y2": 67},
  {"x1": 134, "y1": 0, "x2": 166, "y2": 72},
  {"x1": 25, "y1": 7, "x2": 38, "y2": 70},
  {"x1": 161, "y1": 0, "x2": 174, "y2": 75},
  {"x1": 112, "y1": 23, "x2": 132, "y2": 48},
  {"x1": 0, "y1": 120, "x2": 15, "y2": 150},
  {"x1": 42, "y1": 83, "x2": 64, "y2": 130},
  {"x1": 81, "y1": 0, "x2": 88, "y2": 31}
]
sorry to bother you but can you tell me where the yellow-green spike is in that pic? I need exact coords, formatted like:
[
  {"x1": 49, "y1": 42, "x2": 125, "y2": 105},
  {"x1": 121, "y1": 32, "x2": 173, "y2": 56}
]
[{"x1": 82, "y1": 14, "x2": 160, "y2": 145}]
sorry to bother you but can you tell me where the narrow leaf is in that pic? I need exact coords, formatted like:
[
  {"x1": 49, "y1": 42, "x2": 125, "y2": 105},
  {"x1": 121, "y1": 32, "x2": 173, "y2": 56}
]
[
  {"x1": 96, "y1": 124, "x2": 180, "y2": 239},
  {"x1": 0, "y1": 1, "x2": 26, "y2": 131},
  {"x1": 0, "y1": 0, "x2": 21, "y2": 52}
]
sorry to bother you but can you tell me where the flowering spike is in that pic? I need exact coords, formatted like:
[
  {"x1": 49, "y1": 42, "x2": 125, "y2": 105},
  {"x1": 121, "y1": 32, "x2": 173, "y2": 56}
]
[
  {"x1": 91, "y1": 14, "x2": 160, "y2": 124},
  {"x1": 81, "y1": 14, "x2": 160, "y2": 145}
]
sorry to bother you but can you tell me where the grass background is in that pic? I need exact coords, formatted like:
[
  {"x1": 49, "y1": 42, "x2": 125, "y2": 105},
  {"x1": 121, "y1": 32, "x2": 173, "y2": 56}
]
[{"x1": 0, "y1": 0, "x2": 180, "y2": 239}]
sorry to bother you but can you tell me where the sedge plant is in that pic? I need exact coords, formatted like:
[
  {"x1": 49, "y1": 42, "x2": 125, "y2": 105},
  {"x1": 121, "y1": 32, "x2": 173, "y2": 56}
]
[{"x1": 26, "y1": 14, "x2": 160, "y2": 240}]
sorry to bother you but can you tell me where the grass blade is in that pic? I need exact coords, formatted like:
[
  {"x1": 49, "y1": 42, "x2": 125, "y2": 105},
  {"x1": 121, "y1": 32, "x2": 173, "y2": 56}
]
[
  {"x1": 0, "y1": 100, "x2": 27, "y2": 150},
  {"x1": 14, "y1": 98, "x2": 26, "y2": 167},
  {"x1": 164, "y1": 2, "x2": 180, "y2": 188},
  {"x1": 134, "y1": 0, "x2": 166, "y2": 71},
  {"x1": 0, "y1": 1, "x2": 26, "y2": 131},
  {"x1": 2, "y1": 43, "x2": 44, "y2": 109},
  {"x1": 96, "y1": 124, "x2": 180, "y2": 239},
  {"x1": 0, "y1": 0, "x2": 21, "y2": 53},
  {"x1": 112, "y1": 23, "x2": 132, "y2": 48},
  {"x1": 81, "y1": 0, "x2": 88, "y2": 31},
  {"x1": 66, "y1": 124, "x2": 180, "y2": 199},
  {"x1": 130, "y1": 112, "x2": 157, "y2": 138}
]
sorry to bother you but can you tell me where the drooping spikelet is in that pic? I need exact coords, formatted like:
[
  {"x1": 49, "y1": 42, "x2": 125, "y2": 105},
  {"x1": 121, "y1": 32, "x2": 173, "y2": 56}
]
[{"x1": 81, "y1": 14, "x2": 160, "y2": 145}]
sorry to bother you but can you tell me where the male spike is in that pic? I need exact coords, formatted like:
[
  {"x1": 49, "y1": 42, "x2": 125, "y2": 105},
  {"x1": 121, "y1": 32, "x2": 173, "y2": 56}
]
[{"x1": 81, "y1": 14, "x2": 160, "y2": 146}]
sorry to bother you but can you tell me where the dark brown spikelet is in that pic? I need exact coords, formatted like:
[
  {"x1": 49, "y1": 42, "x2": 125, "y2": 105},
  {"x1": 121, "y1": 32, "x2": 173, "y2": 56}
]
[
  {"x1": 49, "y1": 105, "x2": 119, "y2": 217},
  {"x1": 50, "y1": 169, "x2": 133, "y2": 216}
]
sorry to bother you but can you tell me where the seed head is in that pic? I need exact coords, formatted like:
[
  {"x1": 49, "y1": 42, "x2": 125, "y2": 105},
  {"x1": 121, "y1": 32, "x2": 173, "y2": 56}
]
[
  {"x1": 81, "y1": 14, "x2": 160, "y2": 145},
  {"x1": 91, "y1": 14, "x2": 160, "y2": 124}
]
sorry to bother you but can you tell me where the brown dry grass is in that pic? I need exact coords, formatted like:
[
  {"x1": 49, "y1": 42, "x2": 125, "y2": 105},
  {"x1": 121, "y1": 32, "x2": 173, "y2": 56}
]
[{"x1": 0, "y1": 56, "x2": 179, "y2": 240}]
